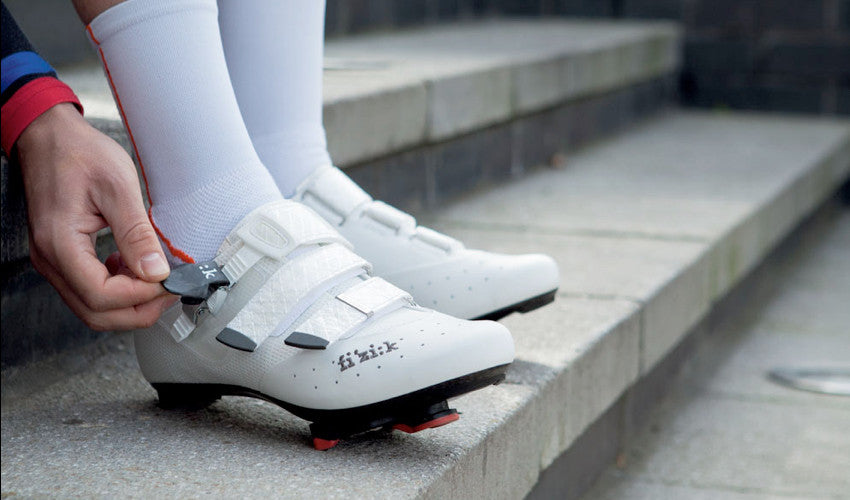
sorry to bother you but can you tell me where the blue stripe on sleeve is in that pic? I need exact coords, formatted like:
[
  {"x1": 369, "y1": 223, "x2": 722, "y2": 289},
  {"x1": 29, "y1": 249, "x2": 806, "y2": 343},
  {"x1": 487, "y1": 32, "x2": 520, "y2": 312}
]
[{"x1": 1, "y1": 51, "x2": 55, "y2": 94}]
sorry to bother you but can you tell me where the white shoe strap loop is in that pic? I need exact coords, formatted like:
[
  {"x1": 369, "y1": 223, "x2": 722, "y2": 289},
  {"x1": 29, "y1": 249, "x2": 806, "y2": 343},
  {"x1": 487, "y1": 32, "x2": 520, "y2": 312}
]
[
  {"x1": 300, "y1": 166, "x2": 372, "y2": 221},
  {"x1": 221, "y1": 245, "x2": 263, "y2": 284},
  {"x1": 291, "y1": 296, "x2": 367, "y2": 345},
  {"x1": 205, "y1": 288, "x2": 228, "y2": 315},
  {"x1": 236, "y1": 202, "x2": 350, "y2": 260},
  {"x1": 170, "y1": 311, "x2": 196, "y2": 342},
  {"x1": 413, "y1": 226, "x2": 460, "y2": 253},
  {"x1": 223, "y1": 202, "x2": 350, "y2": 285},
  {"x1": 337, "y1": 277, "x2": 413, "y2": 318},
  {"x1": 364, "y1": 201, "x2": 416, "y2": 234}
]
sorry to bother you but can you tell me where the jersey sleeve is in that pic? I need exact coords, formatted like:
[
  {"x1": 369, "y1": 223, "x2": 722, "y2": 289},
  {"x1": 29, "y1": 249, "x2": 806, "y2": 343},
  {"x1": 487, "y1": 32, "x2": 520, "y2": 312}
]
[{"x1": 1, "y1": 2, "x2": 83, "y2": 153}]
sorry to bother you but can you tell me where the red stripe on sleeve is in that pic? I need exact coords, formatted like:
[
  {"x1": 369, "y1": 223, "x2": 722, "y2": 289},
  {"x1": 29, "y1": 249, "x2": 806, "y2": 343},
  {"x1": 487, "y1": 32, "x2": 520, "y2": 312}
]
[{"x1": 1, "y1": 76, "x2": 83, "y2": 153}]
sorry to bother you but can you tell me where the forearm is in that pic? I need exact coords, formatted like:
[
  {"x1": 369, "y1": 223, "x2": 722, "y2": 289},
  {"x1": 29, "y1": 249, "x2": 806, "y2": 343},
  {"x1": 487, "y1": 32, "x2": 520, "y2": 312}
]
[{"x1": 3, "y1": 0, "x2": 174, "y2": 330}]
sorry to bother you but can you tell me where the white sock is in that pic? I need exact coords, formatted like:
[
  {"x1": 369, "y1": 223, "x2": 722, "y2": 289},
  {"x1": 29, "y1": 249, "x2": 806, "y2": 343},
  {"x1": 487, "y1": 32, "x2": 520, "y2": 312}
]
[
  {"x1": 218, "y1": 0, "x2": 332, "y2": 198},
  {"x1": 87, "y1": 0, "x2": 282, "y2": 264}
]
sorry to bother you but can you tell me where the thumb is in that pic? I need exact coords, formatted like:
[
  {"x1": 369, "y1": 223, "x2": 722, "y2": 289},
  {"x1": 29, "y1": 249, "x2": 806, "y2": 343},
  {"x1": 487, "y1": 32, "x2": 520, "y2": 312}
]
[
  {"x1": 84, "y1": 128, "x2": 173, "y2": 283},
  {"x1": 108, "y1": 203, "x2": 170, "y2": 283}
]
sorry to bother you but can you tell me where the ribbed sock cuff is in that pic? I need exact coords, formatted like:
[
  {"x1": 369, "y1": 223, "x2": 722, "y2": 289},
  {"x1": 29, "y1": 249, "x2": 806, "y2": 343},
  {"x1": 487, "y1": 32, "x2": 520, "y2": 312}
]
[{"x1": 88, "y1": 0, "x2": 216, "y2": 45}]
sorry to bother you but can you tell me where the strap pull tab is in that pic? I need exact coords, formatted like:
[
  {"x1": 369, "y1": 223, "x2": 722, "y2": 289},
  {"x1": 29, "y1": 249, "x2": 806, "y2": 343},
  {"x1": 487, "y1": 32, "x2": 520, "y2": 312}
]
[{"x1": 162, "y1": 260, "x2": 230, "y2": 305}]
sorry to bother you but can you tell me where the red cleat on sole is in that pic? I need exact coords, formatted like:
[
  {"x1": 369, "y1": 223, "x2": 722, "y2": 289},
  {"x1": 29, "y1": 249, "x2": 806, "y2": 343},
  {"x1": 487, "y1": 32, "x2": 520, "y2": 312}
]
[
  {"x1": 393, "y1": 411, "x2": 460, "y2": 434},
  {"x1": 313, "y1": 437, "x2": 341, "y2": 451}
]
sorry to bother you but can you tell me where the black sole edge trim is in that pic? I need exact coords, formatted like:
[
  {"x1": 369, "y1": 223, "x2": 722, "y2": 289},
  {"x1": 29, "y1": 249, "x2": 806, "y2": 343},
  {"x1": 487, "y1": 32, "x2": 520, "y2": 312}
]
[
  {"x1": 152, "y1": 364, "x2": 509, "y2": 440},
  {"x1": 472, "y1": 289, "x2": 557, "y2": 322}
]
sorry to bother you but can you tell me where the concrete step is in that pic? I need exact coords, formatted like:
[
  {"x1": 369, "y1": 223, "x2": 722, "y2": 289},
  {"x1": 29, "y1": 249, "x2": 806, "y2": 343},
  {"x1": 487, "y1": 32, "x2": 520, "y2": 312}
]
[
  {"x1": 60, "y1": 19, "x2": 680, "y2": 166},
  {"x1": 2, "y1": 110, "x2": 847, "y2": 499},
  {"x1": 1, "y1": 19, "x2": 681, "y2": 368},
  {"x1": 580, "y1": 203, "x2": 850, "y2": 500},
  {"x1": 3, "y1": 0, "x2": 616, "y2": 67}
]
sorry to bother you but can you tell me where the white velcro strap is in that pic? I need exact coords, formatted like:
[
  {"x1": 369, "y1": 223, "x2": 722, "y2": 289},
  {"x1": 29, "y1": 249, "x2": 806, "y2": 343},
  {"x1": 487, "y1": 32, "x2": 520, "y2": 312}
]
[
  {"x1": 291, "y1": 295, "x2": 367, "y2": 344},
  {"x1": 225, "y1": 243, "x2": 370, "y2": 348},
  {"x1": 170, "y1": 311, "x2": 195, "y2": 342},
  {"x1": 364, "y1": 201, "x2": 416, "y2": 233},
  {"x1": 223, "y1": 201, "x2": 351, "y2": 285},
  {"x1": 301, "y1": 166, "x2": 372, "y2": 220},
  {"x1": 236, "y1": 201, "x2": 350, "y2": 263},
  {"x1": 168, "y1": 201, "x2": 354, "y2": 345},
  {"x1": 336, "y1": 277, "x2": 412, "y2": 317}
]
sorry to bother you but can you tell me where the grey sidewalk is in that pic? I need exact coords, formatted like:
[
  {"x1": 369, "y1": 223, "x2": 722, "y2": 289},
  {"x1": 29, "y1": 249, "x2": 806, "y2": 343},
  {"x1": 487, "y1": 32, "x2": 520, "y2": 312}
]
[{"x1": 583, "y1": 206, "x2": 850, "y2": 500}]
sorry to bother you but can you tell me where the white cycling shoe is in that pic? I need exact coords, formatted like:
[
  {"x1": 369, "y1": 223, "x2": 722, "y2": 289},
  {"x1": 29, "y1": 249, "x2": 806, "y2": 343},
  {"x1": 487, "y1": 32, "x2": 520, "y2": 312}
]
[
  {"x1": 135, "y1": 200, "x2": 513, "y2": 450},
  {"x1": 293, "y1": 166, "x2": 559, "y2": 320}
]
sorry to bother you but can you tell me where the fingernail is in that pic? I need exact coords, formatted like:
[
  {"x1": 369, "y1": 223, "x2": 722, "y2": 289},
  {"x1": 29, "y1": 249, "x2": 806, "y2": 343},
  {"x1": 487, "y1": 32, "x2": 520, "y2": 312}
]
[
  {"x1": 161, "y1": 295, "x2": 180, "y2": 312},
  {"x1": 140, "y1": 252, "x2": 169, "y2": 279}
]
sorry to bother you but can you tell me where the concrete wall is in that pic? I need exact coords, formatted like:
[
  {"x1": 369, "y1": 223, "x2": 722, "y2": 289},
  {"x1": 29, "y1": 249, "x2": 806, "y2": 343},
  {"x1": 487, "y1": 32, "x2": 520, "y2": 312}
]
[
  {"x1": 7, "y1": 0, "x2": 846, "y2": 115},
  {"x1": 328, "y1": 0, "x2": 850, "y2": 115},
  {"x1": 7, "y1": 0, "x2": 846, "y2": 114},
  {"x1": 331, "y1": 0, "x2": 850, "y2": 115}
]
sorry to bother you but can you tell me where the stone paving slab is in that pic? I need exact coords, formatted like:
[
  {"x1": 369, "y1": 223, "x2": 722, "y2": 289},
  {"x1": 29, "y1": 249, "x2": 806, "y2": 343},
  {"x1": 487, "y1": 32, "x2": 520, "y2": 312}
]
[
  {"x1": 583, "y1": 209, "x2": 850, "y2": 500},
  {"x1": 2, "y1": 111, "x2": 848, "y2": 498},
  {"x1": 619, "y1": 398, "x2": 850, "y2": 497},
  {"x1": 704, "y1": 325, "x2": 850, "y2": 408},
  {"x1": 60, "y1": 20, "x2": 680, "y2": 166},
  {"x1": 700, "y1": 216, "x2": 850, "y2": 407},
  {"x1": 434, "y1": 111, "x2": 850, "y2": 371},
  {"x1": 434, "y1": 113, "x2": 849, "y2": 240},
  {"x1": 586, "y1": 480, "x2": 828, "y2": 500}
]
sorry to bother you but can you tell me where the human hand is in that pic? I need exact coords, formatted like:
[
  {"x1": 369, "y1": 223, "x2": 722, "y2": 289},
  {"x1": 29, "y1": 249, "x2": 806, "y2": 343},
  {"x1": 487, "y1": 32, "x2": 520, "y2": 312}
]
[{"x1": 16, "y1": 102, "x2": 178, "y2": 331}]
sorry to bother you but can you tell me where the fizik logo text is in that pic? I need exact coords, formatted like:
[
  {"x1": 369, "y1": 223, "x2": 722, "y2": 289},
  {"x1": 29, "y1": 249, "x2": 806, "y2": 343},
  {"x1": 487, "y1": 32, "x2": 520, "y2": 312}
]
[
  {"x1": 198, "y1": 263, "x2": 220, "y2": 280},
  {"x1": 337, "y1": 340, "x2": 398, "y2": 372}
]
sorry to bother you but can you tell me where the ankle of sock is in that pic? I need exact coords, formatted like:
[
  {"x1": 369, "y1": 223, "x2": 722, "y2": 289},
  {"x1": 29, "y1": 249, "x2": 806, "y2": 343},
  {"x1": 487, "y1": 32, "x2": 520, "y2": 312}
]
[
  {"x1": 251, "y1": 126, "x2": 332, "y2": 198},
  {"x1": 150, "y1": 161, "x2": 282, "y2": 264}
]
